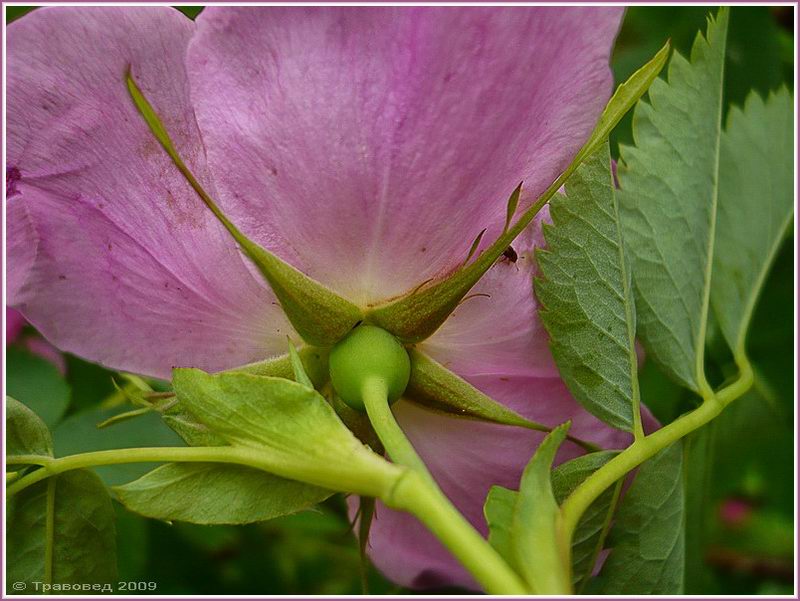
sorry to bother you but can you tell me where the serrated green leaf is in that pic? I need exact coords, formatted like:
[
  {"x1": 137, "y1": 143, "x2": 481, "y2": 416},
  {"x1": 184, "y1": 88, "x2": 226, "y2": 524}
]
[
  {"x1": 366, "y1": 43, "x2": 668, "y2": 344},
  {"x1": 552, "y1": 451, "x2": 620, "y2": 589},
  {"x1": 536, "y1": 144, "x2": 640, "y2": 433},
  {"x1": 6, "y1": 347, "x2": 69, "y2": 427},
  {"x1": 114, "y1": 463, "x2": 331, "y2": 525},
  {"x1": 513, "y1": 423, "x2": 572, "y2": 594},
  {"x1": 8, "y1": 470, "x2": 117, "y2": 591},
  {"x1": 171, "y1": 369, "x2": 403, "y2": 497},
  {"x1": 7, "y1": 396, "x2": 53, "y2": 463},
  {"x1": 592, "y1": 443, "x2": 685, "y2": 594},
  {"x1": 619, "y1": 9, "x2": 729, "y2": 393},
  {"x1": 127, "y1": 73, "x2": 362, "y2": 346},
  {"x1": 711, "y1": 88, "x2": 794, "y2": 358}
]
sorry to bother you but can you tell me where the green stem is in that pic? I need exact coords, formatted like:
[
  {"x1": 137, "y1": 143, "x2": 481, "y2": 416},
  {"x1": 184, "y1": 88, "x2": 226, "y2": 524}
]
[
  {"x1": 7, "y1": 446, "x2": 310, "y2": 498},
  {"x1": 362, "y1": 377, "x2": 528, "y2": 595},
  {"x1": 561, "y1": 360, "x2": 754, "y2": 541}
]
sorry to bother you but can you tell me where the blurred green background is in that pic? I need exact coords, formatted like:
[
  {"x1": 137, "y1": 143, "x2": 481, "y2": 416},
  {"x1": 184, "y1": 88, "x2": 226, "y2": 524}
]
[{"x1": 5, "y1": 5, "x2": 795, "y2": 595}]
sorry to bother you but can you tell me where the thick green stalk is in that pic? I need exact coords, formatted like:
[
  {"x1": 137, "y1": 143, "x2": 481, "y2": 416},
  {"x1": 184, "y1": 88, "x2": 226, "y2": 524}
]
[{"x1": 362, "y1": 377, "x2": 528, "y2": 595}]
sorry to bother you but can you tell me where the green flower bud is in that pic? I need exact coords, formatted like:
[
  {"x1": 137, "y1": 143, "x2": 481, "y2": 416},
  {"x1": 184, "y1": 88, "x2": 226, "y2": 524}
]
[{"x1": 329, "y1": 325, "x2": 411, "y2": 411}]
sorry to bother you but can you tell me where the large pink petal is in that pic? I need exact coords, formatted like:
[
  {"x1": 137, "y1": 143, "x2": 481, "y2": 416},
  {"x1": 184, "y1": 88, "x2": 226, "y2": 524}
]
[
  {"x1": 7, "y1": 7, "x2": 291, "y2": 379},
  {"x1": 368, "y1": 378, "x2": 634, "y2": 590},
  {"x1": 187, "y1": 7, "x2": 622, "y2": 305}
]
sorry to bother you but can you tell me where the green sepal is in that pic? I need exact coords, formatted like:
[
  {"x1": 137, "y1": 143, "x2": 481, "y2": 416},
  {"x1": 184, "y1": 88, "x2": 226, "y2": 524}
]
[
  {"x1": 127, "y1": 72, "x2": 362, "y2": 346},
  {"x1": 365, "y1": 43, "x2": 669, "y2": 343},
  {"x1": 405, "y1": 350, "x2": 599, "y2": 451},
  {"x1": 230, "y1": 346, "x2": 330, "y2": 389},
  {"x1": 288, "y1": 339, "x2": 314, "y2": 389}
]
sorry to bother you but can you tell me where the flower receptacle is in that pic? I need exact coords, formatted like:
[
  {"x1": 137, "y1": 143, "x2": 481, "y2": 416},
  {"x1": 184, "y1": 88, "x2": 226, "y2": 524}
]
[{"x1": 329, "y1": 325, "x2": 411, "y2": 411}]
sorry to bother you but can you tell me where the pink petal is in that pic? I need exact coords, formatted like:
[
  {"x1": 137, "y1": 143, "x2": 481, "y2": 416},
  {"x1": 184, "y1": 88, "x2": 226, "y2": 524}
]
[
  {"x1": 6, "y1": 192, "x2": 38, "y2": 302},
  {"x1": 187, "y1": 7, "x2": 622, "y2": 305},
  {"x1": 7, "y1": 7, "x2": 291, "y2": 379},
  {"x1": 369, "y1": 379, "x2": 634, "y2": 590},
  {"x1": 6, "y1": 308, "x2": 26, "y2": 344}
]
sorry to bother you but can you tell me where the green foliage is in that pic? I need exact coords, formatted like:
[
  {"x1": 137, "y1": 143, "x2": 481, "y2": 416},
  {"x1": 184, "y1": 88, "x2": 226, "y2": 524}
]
[
  {"x1": 171, "y1": 369, "x2": 402, "y2": 497},
  {"x1": 7, "y1": 396, "x2": 53, "y2": 462},
  {"x1": 592, "y1": 443, "x2": 685, "y2": 594},
  {"x1": 537, "y1": 144, "x2": 640, "y2": 432},
  {"x1": 512, "y1": 424, "x2": 571, "y2": 594},
  {"x1": 8, "y1": 470, "x2": 117, "y2": 592},
  {"x1": 6, "y1": 347, "x2": 69, "y2": 427},
  {"x1": 619, "y1": 9, "x2": 729, "y2": 392},
  {"x1": 484, "y1": 485, "x2": 518, "y2": 570},
  {"x1": 711, "y1": 88, "x2": 794, "y2": 356},
  {"x1": 551, "y1": 452, "x2": 620, "y2": 589},
  {"x1": 115, "y1": 463, "x2": 331, "y2": 525},
  {"x1": 485, "y1": 450, "x2": 619, "y2": 589}
]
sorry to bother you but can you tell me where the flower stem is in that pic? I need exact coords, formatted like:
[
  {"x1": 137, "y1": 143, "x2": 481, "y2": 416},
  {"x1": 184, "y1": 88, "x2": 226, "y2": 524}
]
[
  {"x1": 361, "y1": 377, "x2": 529, "y2": 595},
  {"x1": 560, "y1": 360, "x2": 754, "y2": 542}
]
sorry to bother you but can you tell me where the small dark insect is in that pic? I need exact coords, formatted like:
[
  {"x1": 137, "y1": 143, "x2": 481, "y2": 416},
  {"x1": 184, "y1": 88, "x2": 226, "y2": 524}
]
[{"x1": 501, "y1": 246, "x2": 518, "y2": 263}]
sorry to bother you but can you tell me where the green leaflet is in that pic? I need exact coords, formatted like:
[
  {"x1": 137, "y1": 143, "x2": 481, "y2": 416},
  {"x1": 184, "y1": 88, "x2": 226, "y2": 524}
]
[
  {"x1": 171, "y1": 369, "x2": 403, "y2": 498},
  {"x1": 551, "y1": 451, "x2": 621, "y2": 590},
  {"x1": 591, "y1": 443, "x2": 685, "y2": 594},
  {"x1": 618, "y1": 9, "x2": 729, "y2": 393},
  {"x1": 6, "y1": 347, "x2": 69, "y2": 428},
  {"x1": 8, "y1": 470, "x2": 118, "y2": 591},
  {"x1": 512, "y1": 423, "x2": 571, "y2": 594},
  {"x1": 127, "y1": 73, "x2": 362, "y2": 346},
  {"x1": 365, "y1": 43, "x2": 668, "y2": 344},
  {"x1": 485, "y1": 450, "x2": 620, "y2": 591},
  {"x1": 160, "y1": 345, "x2": 329, "y2": 447},
  {"x1": 536, "y1": 144, "x2": 641, "y2": 433},
  {"x1": 114, "y1": 463, "x2": 331, "y2": 525},
  {"x1": 7, "y1": 396, "x2": 53, "y2": 463},
  {"x1": 710, "y1": 88, "x2": 794, "y2": 358},
  {"x1": 484, "y1": 485, "x2": 519, "y2": 571}
]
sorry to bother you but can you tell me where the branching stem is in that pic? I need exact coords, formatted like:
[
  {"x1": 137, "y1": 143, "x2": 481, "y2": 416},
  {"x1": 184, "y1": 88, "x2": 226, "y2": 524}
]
[{"x1": 560, "y1": 359, "x2": 754, "y2": 542}]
